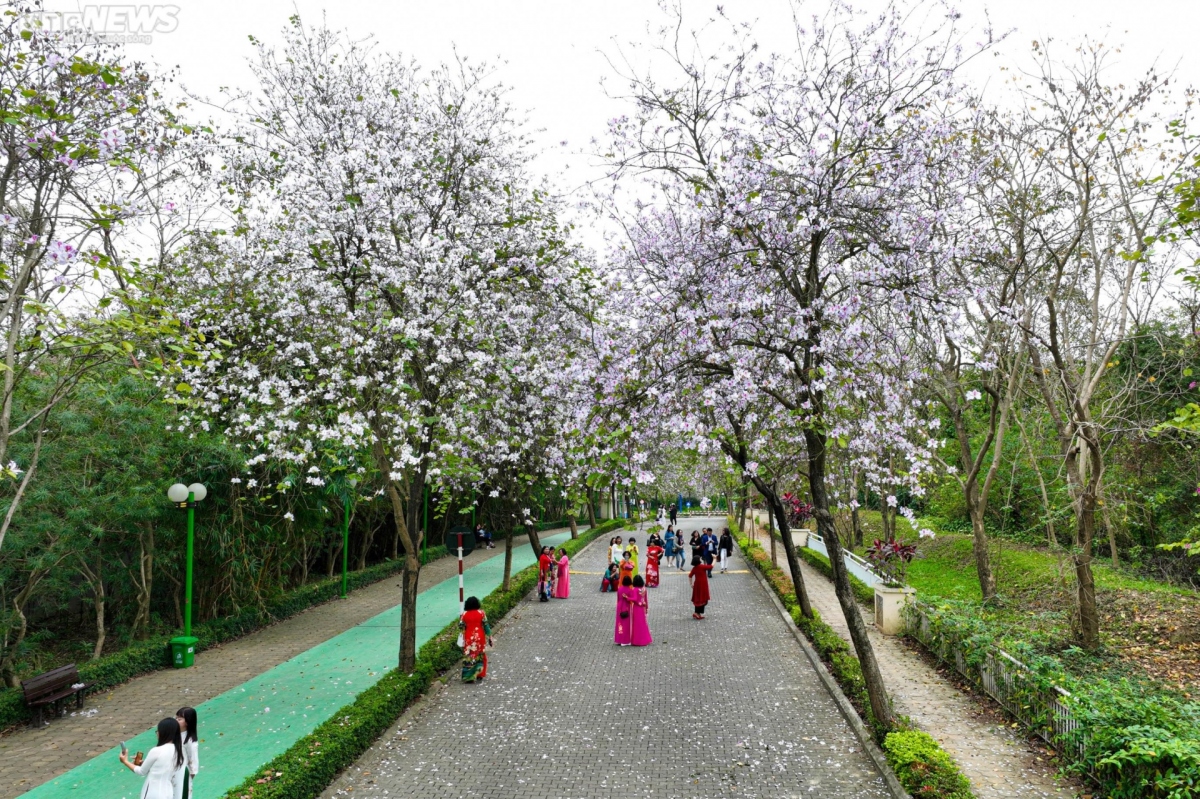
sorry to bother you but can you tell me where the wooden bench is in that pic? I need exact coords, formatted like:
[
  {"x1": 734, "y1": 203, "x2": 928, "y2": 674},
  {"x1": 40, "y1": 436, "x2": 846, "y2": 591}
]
[{"x1": 21, "y1": 664, "x2": 93, "y2": 728}]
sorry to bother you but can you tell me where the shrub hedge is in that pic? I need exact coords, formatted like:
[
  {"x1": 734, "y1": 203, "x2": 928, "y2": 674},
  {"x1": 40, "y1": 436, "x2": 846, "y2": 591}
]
[
  {"x1": 221, "y1": 518, "x2": 623, "y2": 799},
  {"x1": 883, "y1": 730, "x2": 975, "y2": 799},
  {"x1": 732, "y1": 526, "x2": 977, "y2": 799},
  {"x1": 0, "y1": 545, "x2": 453, "y2": 730}
]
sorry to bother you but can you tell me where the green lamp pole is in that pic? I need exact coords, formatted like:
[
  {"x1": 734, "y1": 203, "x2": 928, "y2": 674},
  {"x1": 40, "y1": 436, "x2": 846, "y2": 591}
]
[{"x1": 167, "y1": 482, "x2": 206, "y2": 668}]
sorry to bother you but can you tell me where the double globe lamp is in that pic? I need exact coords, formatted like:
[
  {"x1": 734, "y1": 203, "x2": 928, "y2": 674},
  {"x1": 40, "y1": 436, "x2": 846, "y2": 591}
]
[{"x1": 166, "y1": 482, "x2": 206, "y2": 668}]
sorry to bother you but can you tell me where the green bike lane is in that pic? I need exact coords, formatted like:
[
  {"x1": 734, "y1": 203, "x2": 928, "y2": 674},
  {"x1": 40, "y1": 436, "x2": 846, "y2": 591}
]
[{"x1": 23, "y1": 531, "x2": 573, "y2": 799}]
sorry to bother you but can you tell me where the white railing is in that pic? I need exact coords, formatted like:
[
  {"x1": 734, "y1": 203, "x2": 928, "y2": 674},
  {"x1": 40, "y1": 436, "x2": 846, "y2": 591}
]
[
  {"x1": 806, "y1": 531, "x2": 883, "y2": 587},
  {"x1": 797, "y1": 530, "x2": 1086, "y2": 760},
  {"x1": 909, "y1": 603, "x2": 1084, "y2": 757}
]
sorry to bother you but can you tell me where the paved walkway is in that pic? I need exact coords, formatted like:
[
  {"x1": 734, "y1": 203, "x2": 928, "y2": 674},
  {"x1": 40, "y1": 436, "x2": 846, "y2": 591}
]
[
  {"x1": 321, "y1": 516, "x2": 892, "y2": 799},
  {"x1": 3, "y1": 529, "x2": 577, "y2": 799},
  {"x1": 744, "y1": 520, "x2": 1077, "y2": 799}
]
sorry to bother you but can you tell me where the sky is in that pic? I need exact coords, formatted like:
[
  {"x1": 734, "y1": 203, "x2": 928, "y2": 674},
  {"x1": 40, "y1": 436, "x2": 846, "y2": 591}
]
[{"x1": 36, "y1": 0, "x2": 1200, "y2": 216}]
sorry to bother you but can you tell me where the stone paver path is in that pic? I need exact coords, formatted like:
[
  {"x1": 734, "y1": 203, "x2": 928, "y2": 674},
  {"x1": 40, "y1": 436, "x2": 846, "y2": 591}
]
[
  {"x1": 745, "y1": 521, "x2": 1077, "y2": 799},
  {"x1": 322, "y1": 517, "x2": 892, "y2": 799},
  {"x1": 1, "y1": 529, "x2": 575, "y2": 799}
]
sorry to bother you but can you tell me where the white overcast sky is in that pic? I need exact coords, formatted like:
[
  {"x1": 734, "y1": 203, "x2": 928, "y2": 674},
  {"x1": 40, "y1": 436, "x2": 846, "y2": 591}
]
[{"x1": 40, "y1": 0, "x2": 1200, "y2": 206}]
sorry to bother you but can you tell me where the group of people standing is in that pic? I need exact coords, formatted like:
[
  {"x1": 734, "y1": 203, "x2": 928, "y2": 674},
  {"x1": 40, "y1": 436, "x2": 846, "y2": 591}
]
[
  {"x1": 458, "y1": 544, "x2": 571, "y2": 684},
  {"x1": 609, "y1": 524, "x2": 733, "y2": 644},
  {"x1": 537, "y1": 545, "x2": 571, "y2": 602},
  {"x1": 687, "y1": 527, "x2": 735, "y2": 573},
  {"x1": 118, "y1": 706, "x2": 199, "y2": 799}
]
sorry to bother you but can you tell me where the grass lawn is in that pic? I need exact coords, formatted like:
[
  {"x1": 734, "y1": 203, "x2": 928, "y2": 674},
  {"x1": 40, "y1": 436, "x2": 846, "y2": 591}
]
[{"x1": 826, "y1": 510, "x2": 1200, "y2": 693}]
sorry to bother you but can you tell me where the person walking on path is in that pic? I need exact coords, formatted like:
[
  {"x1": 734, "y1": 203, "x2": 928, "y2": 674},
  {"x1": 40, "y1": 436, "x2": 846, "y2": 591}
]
[
  {"x1": 553, "y1": 548, "x2": 571, "y2": 598},
  {"x1": 459, "y1": 595, "x2": 493, "y2": 682},
  {"x1": 627, "y1": 537, "x2": 640, "y2": 578},
  {"x1": 644, "y1": 539, "x2": 663, "y2": 587},
  {"x1": 669, "y1": 504, "x2": 677, "y2": 525},
  {"x1": 630, "y1": 575, "x2": 653, "y2": 645},
  {"x1": 174, "y1": 707, "x2": 199, "y2": 799},
  {"x1": 614, "y1": 575, "x2": 636, "y2": 646},
  {"x1": 689, "y1": 555, "x2": 714, "y2": 619},
  {"x1": 689, "y1": 530, "x2": 702, "y2": 563},
  {"x1": 119, "y1": 717, "x2": 185, "y2": 799},
  {"x1": 718, "y1": 528, "x2": 734, "y2": 573},
  {"x1": 674, "y1": 529, "x2": 686, "y2": 570},
  {"x1": 663, "y1": 524, "x2": 676, "y2": 564}
]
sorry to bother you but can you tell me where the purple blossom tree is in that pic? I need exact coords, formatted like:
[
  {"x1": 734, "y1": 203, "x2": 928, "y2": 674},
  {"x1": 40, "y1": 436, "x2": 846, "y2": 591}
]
[{"x1": 596, "y1": 1, "x2": 991, "y2": 729}]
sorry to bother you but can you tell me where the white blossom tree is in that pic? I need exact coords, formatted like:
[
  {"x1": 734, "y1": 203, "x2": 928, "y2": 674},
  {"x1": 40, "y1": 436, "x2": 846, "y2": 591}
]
[{"x1": 167, "y1": 20, "x2": 585, "y2": 670}]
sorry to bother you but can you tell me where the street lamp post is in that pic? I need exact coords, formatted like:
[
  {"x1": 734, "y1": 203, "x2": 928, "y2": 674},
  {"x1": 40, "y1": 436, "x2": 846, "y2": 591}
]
[{"x1": 167, "y1": 481, "x2": 206, "y2": 668}]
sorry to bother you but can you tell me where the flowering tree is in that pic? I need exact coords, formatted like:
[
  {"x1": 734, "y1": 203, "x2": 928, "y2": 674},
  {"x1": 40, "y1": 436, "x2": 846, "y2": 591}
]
[
  {"x1": 0, "y1": 4, "x2": 196, "y2": 554},
  {"x1": 167, "y1": 21, "x2": 584, "y2": 670},
  {"x1": 599, "y1": 2, "x2": 987, "y2": 729}
]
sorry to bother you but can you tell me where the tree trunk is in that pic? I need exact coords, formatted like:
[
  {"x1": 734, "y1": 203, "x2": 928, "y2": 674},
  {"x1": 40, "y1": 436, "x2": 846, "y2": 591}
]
[
  {"x1": 807, "y1": 428, "x2": 895, "y2": 730},
  {"x1": 966, "y1": 483, "x2": 998, "y2": 602},
  {"x1": 1017, "y1": 415, "x2": 1057, "y2": 548},
  {"x1": 756, "y1": 480, "x2": 814, "y2": 620},
  {"x1": 91, "y1": 577, "x2": 106, "y2": 660},
  {"x1": 768, "y1": 495, "x2": 777, "y2": 565},
  {"x1": 502, "y1": 525, "x2": 514, "y2": 591},
  {"x1": 587, "y1": 489, "x2": 597, "y2": 528},
  {"x1": 0, "y1": 568, "x2": 48, "y2": 688},
  {"x1": 851, "y1": 481, "x2": 863, "y2": 548},
  {"x1": 1098, "y1": 471, "x2": 1119, "y2": 567},
  {"x1": 129, "y1": 524, "x2": 154, "y2": 639},
  {"x1": 568, "y1": 513, "x2": 578, "y2": 539},
  {"x1": 1071, "y1": 437, "x2": 1102, "y2": 649},
  {"x1": 356, "y1": 523, "x2": 376, "y2": 571},
  {"x1": 370, "y1": 426, "x2": 421, "y2": 671},
  {"x1": 526, "y1": 523, "x2": 542, "y2": 558}
]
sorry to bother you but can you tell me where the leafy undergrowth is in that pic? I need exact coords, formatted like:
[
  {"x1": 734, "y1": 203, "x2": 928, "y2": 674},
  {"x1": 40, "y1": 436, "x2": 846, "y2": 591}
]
[
  {"x1": 916, "y1": 536, "x2": 1199, "y2": 695},
  {"x1": 838, "y1": 513, "x2": 1200, "y2": 797},
  {"x1": 838, "y1": 512, "x2": 1200, "y2": 695},
  {"x1": 883, "y1": 729, "x2": 975, "y2": 799}
]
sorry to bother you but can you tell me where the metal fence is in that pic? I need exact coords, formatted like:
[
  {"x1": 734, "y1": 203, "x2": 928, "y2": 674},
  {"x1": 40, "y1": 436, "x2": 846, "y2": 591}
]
[
  {"x1": 806, "y1": 531, "x2": 883, "y2": 588},
  {"x1": 908, "y1": 602, "x2": 1084, "y2": 757},
  {"x1": 797, "y1": 532, "x2": 1085, "y2": 760}
]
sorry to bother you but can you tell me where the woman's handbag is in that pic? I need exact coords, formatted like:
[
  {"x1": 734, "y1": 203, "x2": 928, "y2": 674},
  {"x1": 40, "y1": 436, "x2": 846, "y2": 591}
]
[
  {"x1": 620, "y1": 610, "x2": 629, "y2": 619},
  {"x1": 456, "y1": 632, "x2": 465, "y2": 648}
]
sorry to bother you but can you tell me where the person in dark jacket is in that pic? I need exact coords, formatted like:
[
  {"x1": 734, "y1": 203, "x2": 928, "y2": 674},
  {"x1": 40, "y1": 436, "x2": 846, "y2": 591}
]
[{"x1": 718, "y1": 528, "x2": 734, "y2": 572}]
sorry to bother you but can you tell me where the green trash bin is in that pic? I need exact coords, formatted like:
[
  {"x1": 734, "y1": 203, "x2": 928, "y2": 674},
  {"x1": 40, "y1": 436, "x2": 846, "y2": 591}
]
[{"x1": 169, "y1": 636, "x2": 198, "y2": 669}]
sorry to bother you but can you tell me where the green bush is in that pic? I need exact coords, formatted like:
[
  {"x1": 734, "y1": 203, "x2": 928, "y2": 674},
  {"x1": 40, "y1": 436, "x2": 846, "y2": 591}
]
[
  {"x1": 0, "y1": 546, "x2": 448, "y2": 730},
  {"x1": 221, "y1": 519, "x2": 621, "y2": 799},
  {"x1": 912, "y1": 599, "x2": 1200, "y2": 798},
  {"x1": 883, "y1": 730, "x2": 975, "y2": 799}
]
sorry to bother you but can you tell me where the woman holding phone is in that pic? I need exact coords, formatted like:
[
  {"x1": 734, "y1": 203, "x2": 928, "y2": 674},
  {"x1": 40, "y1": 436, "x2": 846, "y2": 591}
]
[
  {"x1": 175, "y1": 707, "x2": 199, "y2": 799},
  {"x1": 119, "y1": 717, "x2": 185, "y2": 799}
]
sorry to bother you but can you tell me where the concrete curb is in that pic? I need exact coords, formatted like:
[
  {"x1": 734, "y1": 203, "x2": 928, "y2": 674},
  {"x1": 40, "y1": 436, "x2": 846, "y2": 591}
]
[{"x1": 737, "y1": 543, "x2": 913, "y2": 799}]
